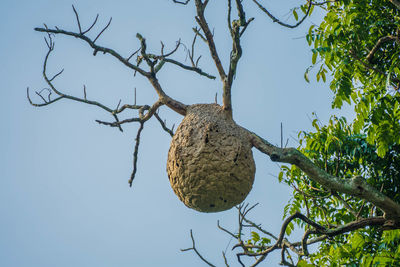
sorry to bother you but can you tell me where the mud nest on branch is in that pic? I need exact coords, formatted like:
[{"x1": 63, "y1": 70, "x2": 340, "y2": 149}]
[{"x1": 167, "y1": 104, "x2": 256, "y2": 212}]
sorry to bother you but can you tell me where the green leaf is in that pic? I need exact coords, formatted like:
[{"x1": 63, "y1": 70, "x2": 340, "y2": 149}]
[
  {"x1": 261, "y1": 237, "x2": 271, "y2": 245},
  {"x1": 293, "y1": 9, "x2": 299, "y2": 21},
  {"x1": 278, "y1": 171, "x2": 284, "y2": 182},
  {"x1": 312, "y1": 52, "x2": 318, "y2": 64},
  {"x1": 321, "y1": 71, "x2": 326, "y2": 82},
  {"x1": 304, "y1": 71, "x2": 310, "y2": 83},
  {"x1": 251, "y1": 232, "x2": 260, "y2": 242},
  {"x1": 309, "y1": 4, "x2": 315, "y2": 16},
  {"x1": 297, "y1": 260, "x2": 315, "y2": 267},
  {"x1": 300, "y1": 4, "x2": 306, "y2": 14}
]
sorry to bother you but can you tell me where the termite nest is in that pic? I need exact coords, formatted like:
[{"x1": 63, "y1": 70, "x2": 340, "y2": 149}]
[{"x1": 167, "y1": 104, "x2": 256, "y2": 212}]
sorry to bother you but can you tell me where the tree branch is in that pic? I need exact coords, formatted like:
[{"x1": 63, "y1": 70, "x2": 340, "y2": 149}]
[
  {"x1": 28, "y1": 40, "x2": 126, "y2": 131},
  {"x1": 390, "y1": 0, "x2": 400, "y2": 10},
  {"x1": 163, "y1": 58, "x2": 216, "y2": 79},
  {"x1": 249, "y1": 132, "x2": 400, "y2": 221},
  {"x1": 252, "y1": 0, "x2": 312, "y2": 29},
  {"x1": 34, "y1": 27, "x2": 148, "y2": 76},
  {"x1": 366, "y1": 35, "x2": 399, "y2": 62},
  {"x1": 194, "y1": 0, "x2": 227, "y2": 82},
  {"x1": 154, "y1": 112, "x2": 174, "y2": 137},
  {"x1": 129, "y1": 121, "x2": 145, "y2": 186},
  {"x1": 181, "y1": 230, "x2": 217, "y2": 267},
  {"x1": 173, "y1": 0, "x2": 191, "y2": 5}
]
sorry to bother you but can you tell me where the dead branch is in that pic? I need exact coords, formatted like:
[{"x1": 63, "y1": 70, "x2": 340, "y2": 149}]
[
  {"x1": 28, "y1": 37, "x2": 127, "y2": 131},
  {"x1": 252, "y1": 0, "x2": 312, "y2": 29},
  {"x1": 34, "y1": 6, "x2": 188, "y2": 115},
  {"x1": 173, "y1": 0, "x2": 191, "y2": 5},
  {"x1": 129, "y1": 122, "x2": 145, "y2": 186},
  {"x1": 163, "y1": 58, "x2": 216, "y2": 79},
  {"x1": 154, "y1": 113, "x2": 174, "y2": 137},
  {"x1": 194, "y1": 0, "x2": 227, "y2": 82}
]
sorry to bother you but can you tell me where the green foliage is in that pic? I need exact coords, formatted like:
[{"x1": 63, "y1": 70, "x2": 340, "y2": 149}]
[
  {"x1": 278, "y1": 116, "x2": 400, "y2": 265},
  {"x1": 244, "y1": 1, "x2": 400, "y2": 265},
  {"x1": 305, "y1": 0, "x2": 400, "y2": 157},
  {"x1": 244, "y1": 231, "x2": 272, "y2": 254}
]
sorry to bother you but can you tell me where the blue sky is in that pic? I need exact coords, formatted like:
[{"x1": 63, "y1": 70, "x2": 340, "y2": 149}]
[{"x1": 1, "y1": 1, "x2": 353, "y2": 266}]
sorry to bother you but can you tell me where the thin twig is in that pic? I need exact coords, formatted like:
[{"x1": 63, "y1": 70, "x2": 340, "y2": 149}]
[
  {"x1": 93, "y1": 17, "x2": 112, "y2": 43},
  {"x1": 181, "y1": 230, "x2": 216, "y2": 267},
  {"x1": 82, "y1": 14, "x2": 99, "y2": 35},
  {"x1": 72, "y1": 5, "x2": 82, "y2": 33},
  {"x1": 128, "y1": 122, "x2": 145, "y2": 186},
  {"x1": 252, "y1": 0, "x2": 312, "y2": 28}
]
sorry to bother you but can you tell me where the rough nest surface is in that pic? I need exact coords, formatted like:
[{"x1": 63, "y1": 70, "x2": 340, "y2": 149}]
[{"x1": 167, "y1": 104, "x2": 255, "y2": 212}]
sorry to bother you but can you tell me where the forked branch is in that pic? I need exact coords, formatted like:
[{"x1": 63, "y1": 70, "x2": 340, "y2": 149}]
[
  {"x1": 181, "y1": 230, "x2": 217, "y2": 267},
  {"x1": 208, "y1": 204, "x2": 391, "y2": 266}
]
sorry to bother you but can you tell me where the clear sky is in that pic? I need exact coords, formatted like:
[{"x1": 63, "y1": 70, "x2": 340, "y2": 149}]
[{"x1": 0, "y1": 1, "x2": 353, "y2": 266}]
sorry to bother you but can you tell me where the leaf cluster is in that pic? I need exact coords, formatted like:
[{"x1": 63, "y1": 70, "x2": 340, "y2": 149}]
[{"x1": 306, "y1": 0, "x2": 400, "y2": 156}]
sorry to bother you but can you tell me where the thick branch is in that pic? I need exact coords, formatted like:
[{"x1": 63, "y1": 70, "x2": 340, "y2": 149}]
[
  {"x1": 129, "y1": 122, "x2": 145, "y2": 186},
  {"x1": 194, "y1": 0, "x2": 227, "y2": 81},
  {"x1": 95, "y1": 101, "x2": 163, "y2": 128},
  {"x1": 173, "y1": 0, "x2": 191, "y2": 4},
  {"x1": 181, "y1": 230, "x2": 216, "y2": 267},
  {"x1": 154, "y1": 112, "x2": 174, "y2": 137},
  {"x1": 31, "y1": 43, "x2": 125, "y2": 131},
  {"x1": 366, "y1": 35, "x2": 399, "y2": 62},
  {"x1": 249, "y1": 132, "x2": 400, "y2": 221},
  {"x1": 390, "y1": 0, "x2": 400, "y2": 10}
]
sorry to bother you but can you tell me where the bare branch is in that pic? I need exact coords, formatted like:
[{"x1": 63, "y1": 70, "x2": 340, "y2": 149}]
[
  {"x1": 32, "y1": 40, "x2": 127, "y2": 131},
  {"x1": 96, "y1": 101, "x2": 163, "y2": 129},
  {"x1": 194, "y1": 0, "x2": 227, "y2": 81},
  {"x1": 162, "y1": 39, "x2": 181, "y2": 57},
  {"x1": 127, "y1": 47, "x2": 141, "y2": 62},
  {"x1": 27, "y1": 87, "x2": 64, "y2": 107},
  {"x1": 173, "y1": 0, "x2": 191, "y2": 5},
  {"x1": 390, "y1": 0, "x2": 400, "y2": 10},
  {"x1": 239, "y1": 17, "x2": 254, "y2": 37},
  {"x1": 154, "y1": 113, "x2": 174, "y2": 137},
  {"x1": 129, "y1": 122, "x2": 145, "y2": 186},
  {"x1": 181, "y1": 230, "x2": 217, "y2": 267},
  {"x1": 34, "y1": 27, "x2": 148, "y2": 75},
  {"x1": 217, "y1": 220, "x2": 238, "y2": 239},
  {"x1": 222, "y1": 251, "x2": 230, "y2": 267},
  {"x1": 82, "y1": 14, "x2": 99, "y2": 35},
  {"x1": 93, "y1": 17, "x2": 112, "y2": 43},
  {"x1": 35, "y1": 21, "x2": 187, "y2": 115},
  {"x1": 252, "y1": 0, "x2": 312, "y2": 28}
]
